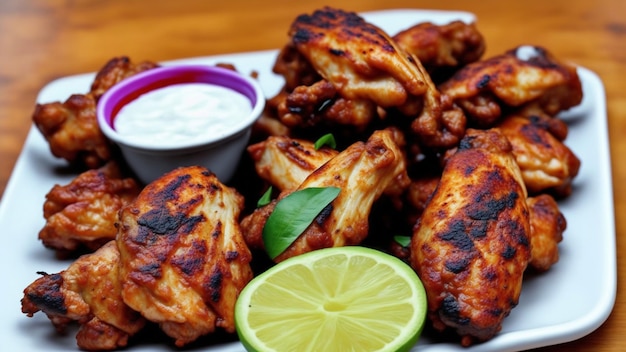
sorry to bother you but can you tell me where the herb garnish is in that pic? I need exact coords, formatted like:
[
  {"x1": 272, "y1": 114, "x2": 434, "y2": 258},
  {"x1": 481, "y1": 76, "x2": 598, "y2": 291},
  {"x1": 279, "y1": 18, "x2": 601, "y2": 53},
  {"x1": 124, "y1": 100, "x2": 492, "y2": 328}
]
[{"x1": 262, "y1": 187, "x2": 341, "y2": 259}]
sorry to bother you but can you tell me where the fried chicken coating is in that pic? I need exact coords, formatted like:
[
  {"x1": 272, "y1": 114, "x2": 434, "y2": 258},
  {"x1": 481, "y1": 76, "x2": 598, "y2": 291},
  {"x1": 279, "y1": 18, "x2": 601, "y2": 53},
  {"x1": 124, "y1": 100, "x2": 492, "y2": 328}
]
[
  {"x1": 410, "y1": 128, "x2": 531, "y2": 346},
  {"x1": 527, "y1": 194, "x2": 566, "y2": 271},
  {"x1": 497, "y1": 113, "x2": 580, "y2": 197},
  {"x1": 116, "y1": 166, "x2": 253, "y2": 347},
  {"x1": 247, "y1": 135, "x2": 338, "y2": 191},
  {"x1": 393, "y1": 21, "x2": 486, "y2": 82},
  {"x1": 241, "y1": 128, "x2": 410, "y2": 261},
  {"x1": 21, "y1": 241, "x2": 146, "y2": 351},
  {"x1": 439, "y1": 45, "x2": 583, "y2": 127},
  {"x1": 32, "y1": 56, "x2": 158, "y2": 168},
  {"x1": 39, "y1": 162, "x2": 140, "y2": 256}
]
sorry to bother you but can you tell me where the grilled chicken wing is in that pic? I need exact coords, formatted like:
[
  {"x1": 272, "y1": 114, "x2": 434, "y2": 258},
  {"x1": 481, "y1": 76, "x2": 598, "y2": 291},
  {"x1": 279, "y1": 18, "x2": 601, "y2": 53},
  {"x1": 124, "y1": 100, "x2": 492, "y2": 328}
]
[
  {"x1": 497, "y1": 113, "x2": 580, "y2": 197},
  {"x1": 39, "y1": 162, "x2": 140, "y2": 256},
  {"x1": 273, "y1": 43, "x2": 321, "y2": 92},
  {"x1": 32, "y1": 93, "x2": 110, "y2": 169},
  {"x1": 527, "y1": 194, "x2": 566, "y2": 271},
  {"x1": 116, "y1": 166, "x2": 253, "y2": 347},
  {"x1": 410, "y1": 128, "x2": 531, "y2": 346},
  {"x1": 289, "y1": 7, "x2": 429, "y2": 110},
  {"x1": 247, "y1": 135, "x2": 338, "y2": 192},
  {"x1": 393, "y1": 20, "x2": 486, "y2": 82},
  {"x1": 89, "y1": 56, "x2": 160, "y2": 101},
  {"x1": 21, "y1": 241, "x2": 146, "y2": 351},
  {"x1": 272, "y1": 7, "x2": 466, "y2": 148},
  {"x1": 439, "y1": 45, "x2": 583, "y2": 127},
  {"x1": 241, "y1": 128, "x2": 410, "y2": 261},
  {"x1": 32, "y1": 57, "x2": 158, "y2": 168},
  {"x1": 276, "y1": 79, "x2": 378, "y2": 130},
  {"x1": 405, "y1": 175, "x2": 441, "y2": 222}
]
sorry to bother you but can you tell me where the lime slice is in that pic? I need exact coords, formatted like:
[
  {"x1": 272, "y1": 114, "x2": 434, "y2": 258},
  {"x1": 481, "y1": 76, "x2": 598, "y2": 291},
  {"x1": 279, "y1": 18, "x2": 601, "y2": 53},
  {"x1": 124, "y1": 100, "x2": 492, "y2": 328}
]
[{"x1": 235, "y1": 246, "x2": 427, "y2": 352}]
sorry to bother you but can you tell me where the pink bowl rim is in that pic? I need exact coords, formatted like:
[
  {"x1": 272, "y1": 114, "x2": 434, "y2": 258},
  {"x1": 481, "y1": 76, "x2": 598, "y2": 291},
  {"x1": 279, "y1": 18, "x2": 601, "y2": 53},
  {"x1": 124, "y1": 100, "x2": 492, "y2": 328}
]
[{"x1": 96, "y1": 64, "x2": 265, "y2": 151}]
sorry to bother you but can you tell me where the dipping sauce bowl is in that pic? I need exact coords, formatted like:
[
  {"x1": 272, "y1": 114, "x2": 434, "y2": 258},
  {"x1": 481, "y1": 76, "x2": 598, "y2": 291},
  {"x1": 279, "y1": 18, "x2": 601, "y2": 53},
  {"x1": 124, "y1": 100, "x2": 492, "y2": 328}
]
[{"x1": 97, "y1": 64, "x2": 265, "y2": 184}]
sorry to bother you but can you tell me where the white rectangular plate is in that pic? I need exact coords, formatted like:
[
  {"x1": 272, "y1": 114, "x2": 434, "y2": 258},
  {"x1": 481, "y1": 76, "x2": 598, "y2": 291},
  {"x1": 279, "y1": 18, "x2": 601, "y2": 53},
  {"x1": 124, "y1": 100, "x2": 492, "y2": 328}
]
[{"x1": 0, "y1": 9, "x2": 616, "y2": 352}]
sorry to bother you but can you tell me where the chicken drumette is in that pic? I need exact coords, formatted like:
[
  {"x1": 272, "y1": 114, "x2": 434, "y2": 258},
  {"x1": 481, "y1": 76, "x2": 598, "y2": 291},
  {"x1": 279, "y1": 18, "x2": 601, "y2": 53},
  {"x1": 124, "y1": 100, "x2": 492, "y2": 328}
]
[
  {"x1": 392, "y1": 20, "x2": 486, "y2": 83},
  {"x1": 247, "y1": 135, "x2": 338, "y2": 192},
  {"x1": 439, "y1": 45, "x2": 583, "y2": 127},
  {"x1": 21, "y1": 241, "x2": 146, "y2": 351},
  {"x1": 39, "y1": 162, "x2": 140, "y2": 256},
  {"x1": 496, "y1": 113, "x2": 580, "y2": 197},
  {"x1": 32, "y1": 57, "x2": 158, "y2": 168},
  {"x1": 116, "y1": 166, "x2": 253, "y2": 347}
]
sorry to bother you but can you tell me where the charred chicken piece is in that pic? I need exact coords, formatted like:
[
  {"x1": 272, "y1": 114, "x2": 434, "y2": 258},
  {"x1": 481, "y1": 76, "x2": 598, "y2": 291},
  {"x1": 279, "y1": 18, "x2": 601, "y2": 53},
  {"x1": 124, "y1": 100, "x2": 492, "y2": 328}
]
[
  {"x1": 527, "y1": 194, "x2": 566, "y2": 271},
  {"x1": 410, "y1": 128, "x2": 531, "y2": 346},
  {"x1": 497, "y1": 113, "x2": 580, "y2": 197},
  {"x1": 393, "y1": 20, "x2": 486, "y2": 82},
  {"x1": 32, "y1": 93, "x2": 110, "y2": 169},
  {"x1": 116, "y1": 166, "x2": 253, "y2": 347},
  {"x1": 276, "y1": 79, "x2": 378, "y2": 130},
  {"x1": 272, "y1": 43, "x2": 322, "y2": 92},
  {"x1": 32, "y1": 56, "x2": 158, "y2": 168},
  {"x1": 89, "y1": 56, "x2": 159, "y2": 101},
  {"x1": 247, "y1": 135, "x2": 339, "y2": 192},
  {"x1": 439, "y1": 45, "x2": 583, "y2": 127},
  {"x1": 272, "y1": 7, "x2": 466, "y2": 148},
  {"x1": 21, "y1": 241, "x2": 146, "y2": 351},
  {"x1": 241, "y1": 128, "x2": 410, "y2": 261},
  {"x1": 39, "y1": 162, "x2": 140, "y2": 257},
  {"x1": 405, "y1": 175, "x2": 441, "y2": 223},
  {"x1": 289, "y1": 7, "x2": 429, "y2": 109}
]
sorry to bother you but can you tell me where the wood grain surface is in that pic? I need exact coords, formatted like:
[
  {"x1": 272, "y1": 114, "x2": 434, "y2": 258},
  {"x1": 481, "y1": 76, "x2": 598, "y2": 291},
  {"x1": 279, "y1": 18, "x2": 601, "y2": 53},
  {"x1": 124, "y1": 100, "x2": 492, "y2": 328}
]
[{"x1": 1, "y1": 0, "x2": 624, "y2": 350}]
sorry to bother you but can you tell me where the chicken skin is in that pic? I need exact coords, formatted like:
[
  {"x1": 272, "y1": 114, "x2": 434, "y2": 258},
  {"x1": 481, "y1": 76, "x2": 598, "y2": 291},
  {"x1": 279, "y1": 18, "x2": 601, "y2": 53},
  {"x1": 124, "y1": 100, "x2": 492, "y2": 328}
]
[
  {"x1": 32, "y1": 93, "x2": 110, "y2": 169},
  {"x1": 21, "y1": 241, "x2": 146, "y2": 351},
  {"x1": 497, "y1": 113, "x2": 580, "y2": 197},
  {"x1": 527, "y1": 194, "x2": 566, "y2": 271},
  {"x1": 116, "y1": 166, "x2": 253, "y2": 347},
  {"x1": 410, "y1": 128, "x2": 531, "y2": 346},
  {"x1": 271, "y1": 7, "x2": 466, "y2": 148},
  {"x1": 289, "y1": 7, "x2": 429, "y2": 110},
  {"x1": 39, "y1": 162, "x2": 140, "y2": 256},
  {"x1": 439, "y1": 45, "x2": 583, "y2": 127},
  {"x1": 272, "y1": 43, "x2": 321, "y2": 93},
  {"x1": 32, "y1": 57, "x2": 158, "y2": 168},
  {"x1": 392, "y1": 20, "x2": 486, "y2": 83},
  {"x1": 89, "y1": 56, "x2": 160, "y2": 101},
  {"x1": 247, "y1": 135, "x2": 338, "y2": 192},
  {"x1": 241, "y1": 128, "x2": 410, "y2": 262}
]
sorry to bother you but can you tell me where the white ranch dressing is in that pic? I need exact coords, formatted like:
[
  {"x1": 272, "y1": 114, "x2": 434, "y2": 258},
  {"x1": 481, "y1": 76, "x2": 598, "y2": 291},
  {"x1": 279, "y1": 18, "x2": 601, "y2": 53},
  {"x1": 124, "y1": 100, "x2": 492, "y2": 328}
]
[{"x1": 114, "y1": 83, "x2": 252, "y2": 146}]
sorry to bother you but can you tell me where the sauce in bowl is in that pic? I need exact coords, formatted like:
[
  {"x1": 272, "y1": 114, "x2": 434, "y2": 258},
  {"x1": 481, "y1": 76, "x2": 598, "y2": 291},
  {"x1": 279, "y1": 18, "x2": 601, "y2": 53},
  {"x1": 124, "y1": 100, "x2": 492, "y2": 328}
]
[
  {"x1": 96, "y1": 64, "x2": 265, "y2": 184},
  {"x1": 114, "y1": 83, "x2": 252, "y2": 147}
]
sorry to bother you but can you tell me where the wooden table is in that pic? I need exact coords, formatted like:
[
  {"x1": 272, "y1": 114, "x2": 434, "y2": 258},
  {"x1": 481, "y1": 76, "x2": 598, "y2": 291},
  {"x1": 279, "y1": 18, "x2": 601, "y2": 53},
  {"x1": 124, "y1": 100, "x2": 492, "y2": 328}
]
[{"x1": 1, "y1": 0, "x2": 623, "y2": 350}]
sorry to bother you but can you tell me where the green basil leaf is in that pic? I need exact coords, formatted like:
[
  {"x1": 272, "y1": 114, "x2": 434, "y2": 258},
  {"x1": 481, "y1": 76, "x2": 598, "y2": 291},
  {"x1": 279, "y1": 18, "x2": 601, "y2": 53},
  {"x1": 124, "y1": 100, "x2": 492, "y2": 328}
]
[
  {"x1": 262, "y1": 187, "x2": 341, "y2": 259},
  {"x1": 393, "y1": 235, "x2": 411, "y2": 248},
  {"x1": 257, "y1": 186, "x2": 273, "y2": 207},
  {"x1": 314, "y1": 133, "x2": 336, "y2": 150}
]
